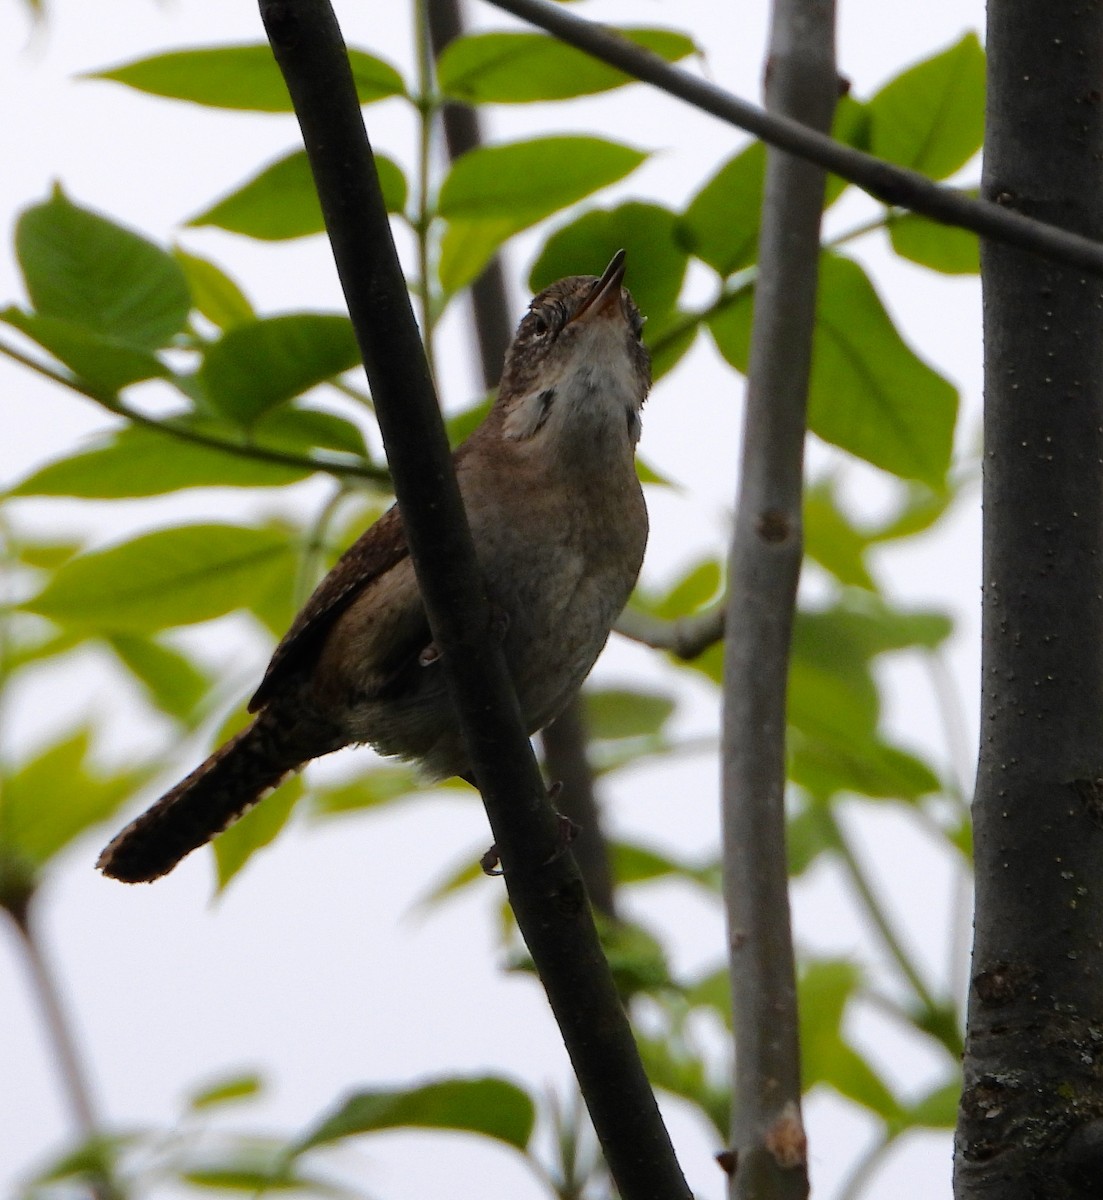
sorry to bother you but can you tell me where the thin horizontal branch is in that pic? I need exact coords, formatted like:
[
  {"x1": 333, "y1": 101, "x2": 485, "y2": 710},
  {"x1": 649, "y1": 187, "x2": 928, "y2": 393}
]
[
  {"x1": 615, "y1": 603, "x2": 725, "y2": 659},
  {"x1": 258, "y1": 2, "x2": 690, "y2": 1196},
  {"x1": 484, "y1": 0, "x2": 1103, "y2": 277},
  {"x1": 0, "y1": 336, "x2": 392, "y2": 486}
]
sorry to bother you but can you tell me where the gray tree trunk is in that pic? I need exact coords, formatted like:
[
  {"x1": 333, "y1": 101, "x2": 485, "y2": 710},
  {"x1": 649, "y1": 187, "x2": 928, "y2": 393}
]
[{"x1": 956, "y1": 2, "x2": 1103, "y2": 1195}]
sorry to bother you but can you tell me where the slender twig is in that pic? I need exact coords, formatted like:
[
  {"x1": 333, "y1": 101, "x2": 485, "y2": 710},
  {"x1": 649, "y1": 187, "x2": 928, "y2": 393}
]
[
  {"x1": 721, "y1": 2, "x2": 838, "y2": 1195},
  {"x1": 6, "y1": 903, "x2": 99, "y2": 1139},
  {"x1": 258, "y1": 3, "x2": 690, "y2": 1196},
  {"x1": 835, "y1": 1134, "x2": 896, "y2": 1200},
  {"x1": 615, "y1": 603, "x2": 725, "y2": 660},
  {"x1": 327, "y1": 376, "x2": 375, "y2": 412},
  {"x1": 10, "y1": 904, "x2": 122, "y2": 1200},
  {"x1": 482, "y1": 0, "x2": 1103, "y2": 277},
  {"x1": 0, "y1": 337, "x2": 391, "y2": 486},
  {"x1": 815, "y1": 805, "x2": 948, "y2": 1031},
  {"x1": 292, "y1": 484, "x2": 351, "y2": 608}
]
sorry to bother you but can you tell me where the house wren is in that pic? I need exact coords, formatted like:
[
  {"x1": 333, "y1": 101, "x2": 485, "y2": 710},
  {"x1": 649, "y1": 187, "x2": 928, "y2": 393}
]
[{"x1": 98, "y1": 251, "x2": 651, "y2": 883}]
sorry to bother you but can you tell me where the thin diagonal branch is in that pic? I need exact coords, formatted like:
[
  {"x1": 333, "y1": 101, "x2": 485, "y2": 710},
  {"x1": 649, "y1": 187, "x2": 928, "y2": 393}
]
[
  {"x1": 722, "y1": 0, "x2": 838, "y2": 1195},
  {"x1": 0, "y1": 336, "x2": 391, "y2": 486},
  {"x1": 257, "y1": 3, "x2": 689, "y2": 1196},
  {"x1": 4, "y1": 896, "x2": 120, "y2": 1200},
  {"x1": 483, "y1": 0, "x2": 1103, "y2": 278}
]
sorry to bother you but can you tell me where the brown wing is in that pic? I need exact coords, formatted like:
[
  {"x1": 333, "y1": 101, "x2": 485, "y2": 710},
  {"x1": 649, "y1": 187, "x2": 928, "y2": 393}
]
[{"x1": 248, "y1": 503, "x2": 410, "y2": 711}]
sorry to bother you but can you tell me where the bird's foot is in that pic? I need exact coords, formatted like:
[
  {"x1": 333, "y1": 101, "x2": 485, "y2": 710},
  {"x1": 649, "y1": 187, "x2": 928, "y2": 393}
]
[{"x1": 478, "y1": 785, "x2": 577, "y2": 876}]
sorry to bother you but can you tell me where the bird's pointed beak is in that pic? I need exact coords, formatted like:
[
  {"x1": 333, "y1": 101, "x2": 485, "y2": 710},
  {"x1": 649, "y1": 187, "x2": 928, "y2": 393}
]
[{"x1": 570, "y1": 249, "x2": 628, "y2": 325}]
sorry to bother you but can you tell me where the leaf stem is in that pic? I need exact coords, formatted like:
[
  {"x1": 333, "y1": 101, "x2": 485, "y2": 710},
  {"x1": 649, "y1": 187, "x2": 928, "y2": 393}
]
[
  {"x1": 293, "y1": 484, "x2": 351, "y2": 608},
  {"x1": 0, "y1": 336, "x2": 391, "y2": 485},
  {"x1": 815, "y1": 804, "x2": 945, "y2": 1024},
  {"x1": 5, "y1": 900, "x2": 98, "y2": 1140}
]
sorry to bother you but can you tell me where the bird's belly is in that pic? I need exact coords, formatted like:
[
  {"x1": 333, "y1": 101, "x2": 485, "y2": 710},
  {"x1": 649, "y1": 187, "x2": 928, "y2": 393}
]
[{"x1": 333, "y1": 483, "x2": 645, "y2": 781}]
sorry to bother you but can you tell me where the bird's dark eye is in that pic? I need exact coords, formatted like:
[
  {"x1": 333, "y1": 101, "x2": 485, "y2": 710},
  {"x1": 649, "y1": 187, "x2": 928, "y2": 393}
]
[{"x1": 532, "y1": 315, "x2": 550, "y2": 337}]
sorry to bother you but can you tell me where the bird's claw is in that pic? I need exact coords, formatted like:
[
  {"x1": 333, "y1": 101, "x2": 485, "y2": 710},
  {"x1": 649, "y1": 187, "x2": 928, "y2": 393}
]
[{"x1": 479, "y1": 784, "x2": 578, "y2": 875}]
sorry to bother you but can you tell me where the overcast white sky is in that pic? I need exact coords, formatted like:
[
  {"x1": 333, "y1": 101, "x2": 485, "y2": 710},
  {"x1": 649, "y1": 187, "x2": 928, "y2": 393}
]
[{"x1": 1, "y1": 0, "x2": 985, "y2": 1196}]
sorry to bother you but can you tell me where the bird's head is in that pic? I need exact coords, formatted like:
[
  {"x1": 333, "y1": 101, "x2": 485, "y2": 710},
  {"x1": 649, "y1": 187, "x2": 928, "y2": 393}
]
[{"x1": 497, "y1": 250, "x2": 651, "y2": 448}]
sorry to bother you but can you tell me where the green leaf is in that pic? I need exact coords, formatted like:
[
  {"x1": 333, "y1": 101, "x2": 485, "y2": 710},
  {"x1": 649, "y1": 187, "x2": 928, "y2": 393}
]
[
  {"x1": 636, "y1": 1034, "x2": 729, "y2": 1139},
  {"x1": 679, "y1": 97, "x2": 867, "y2": 276},
  {"x1": 583, "y1": 688, "x2": 675, "y2": 741},
  {"x1": 595, "y1": 915, "x2": 672, "y2": 997},
  {"x1": 1, "y1": 729, "x2": 148, "y2": 866},
  {"x1": 297, "y1": 1077, "x2": 535, "y2": 1154},
  {"x1": 867, "y1": 481, "x2": 958, "y2": 543},
  {"x1": 0, "y1": 627, "x2": 81, "y2": 677},
  {"x1": 1, "y1": 309, "x2": 169, "y2": 394},
  {"x1": 710, "y1": 254, "x2": 958, "y2": 485},
  {"x1": 889, "y1": 211, "x2": 980, "y2": 274},
  {"x1": 22, "y1": 523, "x2": 296, "y2": 633},
  {"x1": 787, "y1": 800, "x2": 834, "y2": 876},
  {"x1": 29, "y1": 1133, "x2": 133, "y2": 1187},
  {"x1": 646, "y1": 309, "x2": 699, "y2": 381},
  {"x1": 107, "y1": 634, "x2": 211, "y2": 723},
  {"x1": 611, "y1": 840, "x2": 719, "y2": 891},
  {"x1": 16, "y1": 187, "x2": 190, "y2": 349},
  {"x1": 438, "y1": 137, "x2": 647, "y2": 292},
  {"x1": 683, "y1": 965, "x2": 730, "y2": 1020},
  {"x1": 174, "y1": 248, "x2": 255, "y2": 328},
  {"x1": 10, "y1": 424, "x2": 309, "y2": 498},
  {"x1": 308, "y1": 766, "x2": 434, "y2": 817},
  {"x1": 789, "y1": 617, "x2": 880, "y2": 743},
  {"x1": 905, "y1": 1077, "x2": 961, "y2": 1128},
  {"x1": 214, "y1": 775, "x2": 301, "y2": 890},
  {"x1": 803, "y1": 478, "x2": 877, "y2": 590},
  {"x1": 800, "y1": 959, "x2": 900, "y2": 1117},
  {"x1": 446, "y1": 395, "x2": 494, "y2": 447},
  {"x1": 801, "y1": 596, "x2": 954, "y2": 658},
  {"x1": 199, "y1": 314, "x2": 362, "y2": 423},
  {"x1": 438, "y1": 27, "x2": 694, "y2": 103},
  {"x1": 530, "y1": 203, "x2": 688, "y2": 324},
  {"x1": 189, "y1": 150, "x2": 407, "y2": 241},
  {"x1": 788, "y1": 595, "x2": 952, "y2": 751},
  {"x1": 187, "y1": 1073, "x2": 264, "y2": 1111},
  {"x1": 414, "y1": 853, "x2": 485, "y2": 911},
  {"x1": 176, "y1": 1138, "x2": 327, "y2": 1193},
  {"x1": 678, "y1": 140, "x2": 765, "y2": 276},
  {"x1": 636, "y1": 456, "x2": 677, "y2": 488},
  {"x1": 790, "y1": 730, "x2": 941, "y2": 802},
  {"x1": 661, "y1": 561, "x2": 723, "y2": 618},
  {"x1": 89, "y1": 44, "x2": 406, "y2": 111},
  {"x1": 868, "y1": 33, "x2": 985, "y2": 179},
  {"x1": 438, "y1": 218, "x2": 517, "y2": 294},
  {"x1": 612, "y1": 841, "x2": 683, "y2": 885},
  {"x1": 13, "y1": 539, "x2": 84, "y2": 570},
  {"x1": 253, "y1": 405, "x2": 370, "y2": 458}
]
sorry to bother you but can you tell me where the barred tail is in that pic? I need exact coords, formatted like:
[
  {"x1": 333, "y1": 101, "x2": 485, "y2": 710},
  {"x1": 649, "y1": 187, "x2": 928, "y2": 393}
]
[{"x1": 97, "y1": 714, "x2": 334, "y2": 884}]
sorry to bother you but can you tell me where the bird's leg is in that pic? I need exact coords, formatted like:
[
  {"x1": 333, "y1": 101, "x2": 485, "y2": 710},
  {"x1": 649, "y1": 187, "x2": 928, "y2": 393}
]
[
  {"x1": 478, "y1": 781, "x2": 578, "y2": 876},
  {"x1": 417, "y1": 602, "x2": 509, "y2": 669}
]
